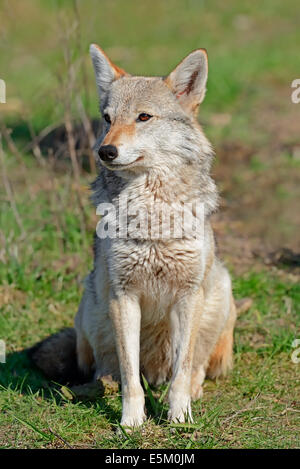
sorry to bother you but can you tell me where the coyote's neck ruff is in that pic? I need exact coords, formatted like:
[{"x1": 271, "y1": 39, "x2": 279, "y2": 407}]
[{"x1": 30, "y1": 45, "x2": 237, "y2": 430}]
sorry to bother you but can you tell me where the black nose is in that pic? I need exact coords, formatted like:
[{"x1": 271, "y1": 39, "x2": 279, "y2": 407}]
[{"x1": 98, "y1": 145, "x2": 118, "y2": 162}]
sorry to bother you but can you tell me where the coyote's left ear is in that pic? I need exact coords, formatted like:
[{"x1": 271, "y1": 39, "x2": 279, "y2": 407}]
[
  {"x1": 90, "y1": 44, "x2": 128, "y2": 105},
  {"x1": 165, "y1": 49, "x2": 208, "y2": 114}
]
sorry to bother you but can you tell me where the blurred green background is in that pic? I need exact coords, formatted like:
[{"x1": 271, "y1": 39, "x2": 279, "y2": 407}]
[{"x1": 1, "y1": 0, "x2": 299, "y2": 129}]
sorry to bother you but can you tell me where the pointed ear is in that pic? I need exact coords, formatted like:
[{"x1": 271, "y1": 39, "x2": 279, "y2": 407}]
[
  {"x1": 89, "y1": 44, "x2": 127, "y2": 103},
  {"x1": 165, "y1": 49, "x2": 208, "y2": 114}
]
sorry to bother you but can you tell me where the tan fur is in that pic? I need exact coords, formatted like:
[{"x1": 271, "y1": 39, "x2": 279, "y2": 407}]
[
  {"x1": 75, "y1": 45, "x2": 238, "y2": 427},
  {"x1": 103, "y1": 123, "x2": 136, "y2": 146},
  {"x1": 31, "y1": 45, "x2": 237, "y2": 429},
  {"x1": 207, "y1": 296, "x2": 237, "y2": 379}
]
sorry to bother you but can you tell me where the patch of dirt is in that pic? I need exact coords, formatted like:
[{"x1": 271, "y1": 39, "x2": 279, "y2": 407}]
[{"x1": 0, "y1": 285, "x2": 27, "y2": 306}]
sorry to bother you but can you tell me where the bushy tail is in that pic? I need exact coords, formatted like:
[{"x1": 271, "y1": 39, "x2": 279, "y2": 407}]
[{"x1": 28, "y1": 328, "x2": 88, "y2": 385}]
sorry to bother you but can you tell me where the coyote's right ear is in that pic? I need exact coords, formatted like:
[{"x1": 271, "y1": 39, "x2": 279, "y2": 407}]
[{"x1": 90, "y1": 44, "x2": 127, "y2": 104}]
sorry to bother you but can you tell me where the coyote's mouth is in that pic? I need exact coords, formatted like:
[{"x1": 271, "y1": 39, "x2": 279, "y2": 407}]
[{"x1": 103, "y1": 156, "x2": 144, "y2": 170}]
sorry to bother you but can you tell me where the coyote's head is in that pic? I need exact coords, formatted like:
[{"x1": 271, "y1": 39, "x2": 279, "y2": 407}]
[{"x1": 90, "y1": 44, "x2": 211, "y2": 174}]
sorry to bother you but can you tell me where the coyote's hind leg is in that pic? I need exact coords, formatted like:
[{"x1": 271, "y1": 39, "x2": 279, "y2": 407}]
[
  {"x1": 191, "y1": 264, "x2": 236, "y2": 399},
  {"x1": 191, "y1": 365, "x2": 206, "y2": 401},
  {"x1": 206, "y1": 295, "x2": 236, "y2": 379}
]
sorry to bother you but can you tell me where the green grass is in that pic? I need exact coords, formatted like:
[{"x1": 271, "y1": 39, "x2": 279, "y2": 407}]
[{"x1": 0, "y1": 0, "x2": 300, "y2": 450}]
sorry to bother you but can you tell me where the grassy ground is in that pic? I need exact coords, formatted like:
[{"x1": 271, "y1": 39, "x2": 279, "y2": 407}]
[{"x1": 0, "y1": 0, "x2": 299, "y2": 449}]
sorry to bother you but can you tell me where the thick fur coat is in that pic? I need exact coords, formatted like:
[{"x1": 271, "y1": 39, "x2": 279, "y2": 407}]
[{"x1": 30, "y1": 45, "x2": 237, "y2": 428}]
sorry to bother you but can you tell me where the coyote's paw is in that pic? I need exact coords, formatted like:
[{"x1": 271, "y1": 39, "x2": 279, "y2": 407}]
[
  {"x1": 168, "y1": 395, "x2": 193, "y2": 424},
  {"x1": 120, "y1": 412, "x2": 146, "y2": 430},
  {"x1": 120, "y1": 392, "x2": 146, "y2": 429}
]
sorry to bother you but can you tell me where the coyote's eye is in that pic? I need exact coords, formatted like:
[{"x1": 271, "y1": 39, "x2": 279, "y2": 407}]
[
  {"x1": 103, "y1": 114, "x2": 111, "y2": 124},
  {"x1": 137, "y1": 113, "x2": 152, "y2": 122}
]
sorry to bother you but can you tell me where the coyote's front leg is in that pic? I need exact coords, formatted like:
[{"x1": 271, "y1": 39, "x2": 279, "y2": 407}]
[
  {"x1": 109, "y1": 294, "x2": 146, "y2": 427},
  {"x1": 168, "y1": 289, "x2": 203, "y2": 423}
]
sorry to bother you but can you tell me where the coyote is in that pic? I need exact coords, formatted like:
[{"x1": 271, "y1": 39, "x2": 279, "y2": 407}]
[{"x1": 30, "y1": 44, "x2": 236, "y2": 427}]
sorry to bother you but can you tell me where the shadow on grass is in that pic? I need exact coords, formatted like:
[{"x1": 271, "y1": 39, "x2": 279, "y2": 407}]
[
  {"x1": 1, "y1": 350, "x2": 172, "y2": 428},
  {"x1": 0, "y1": 350, "x2": 122, "y2": 425}
]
